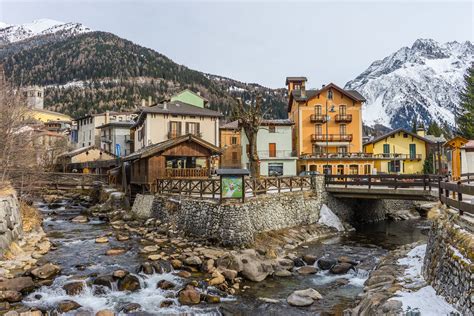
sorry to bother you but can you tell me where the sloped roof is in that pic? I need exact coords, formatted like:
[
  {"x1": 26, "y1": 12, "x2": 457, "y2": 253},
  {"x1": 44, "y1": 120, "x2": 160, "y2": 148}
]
[
  {"x1": 96, "y1": 121, "x2": 135, "y2": 129},
  {"x1": 364, "y1": 128, "x2": 434, "y2": 146},
  {"x1": 463, "y1": 140, "x2": 474, "y2": 149},
  {"x1": 285, "y1": 76, "x2": 308, "y2": 85},
  {"x1": 290, "y1": 83, "x2": 366, "y2": 103},
  {"x1": 122, "y1": 134, "x2": 222, "y2": 161},
  {"x1": 57, "y1": 145, "x2": 117, "y2": 159},
  {"x1": 220, "y1": 120, "x2": 239, "y2": 130},
  {"x1": 261, "y1": 119, "x2": 293, "y2": 126}
]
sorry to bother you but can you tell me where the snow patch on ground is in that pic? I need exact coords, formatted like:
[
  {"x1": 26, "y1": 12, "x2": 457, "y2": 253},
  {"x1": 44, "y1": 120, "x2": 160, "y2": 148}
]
[
  {"x1": 318, "y1": 204, "x2": 344, "y2": 231},
  {"x1": 390, "y1": 244, "x2": 459, "y2": 314}
]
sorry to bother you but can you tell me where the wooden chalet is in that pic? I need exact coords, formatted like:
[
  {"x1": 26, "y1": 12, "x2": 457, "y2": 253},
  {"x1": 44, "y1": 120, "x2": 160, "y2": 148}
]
[{"x1": 123, "y1": 134, "x2": 222, "y2": 191}]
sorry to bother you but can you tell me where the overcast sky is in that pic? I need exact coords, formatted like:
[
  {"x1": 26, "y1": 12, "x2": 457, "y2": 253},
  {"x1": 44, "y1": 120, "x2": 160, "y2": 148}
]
[{"x1": 1, "y1": 0, "x2": 473, "y2": 88}]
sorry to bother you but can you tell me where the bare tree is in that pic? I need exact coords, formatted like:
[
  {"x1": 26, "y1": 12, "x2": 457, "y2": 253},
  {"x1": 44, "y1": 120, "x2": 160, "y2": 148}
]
[{"x1": 233, "y1": 94, "x2": 268, "y2": 177}]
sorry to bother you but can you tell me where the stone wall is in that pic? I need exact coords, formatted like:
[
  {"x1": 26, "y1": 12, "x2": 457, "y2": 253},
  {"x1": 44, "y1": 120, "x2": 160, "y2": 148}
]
[
  {"x1": 422, "y1": 208, "x2": 474, "y2": 314},
  {"x1": 0, "y1": 192, "x2": 23, "y2": 257}
]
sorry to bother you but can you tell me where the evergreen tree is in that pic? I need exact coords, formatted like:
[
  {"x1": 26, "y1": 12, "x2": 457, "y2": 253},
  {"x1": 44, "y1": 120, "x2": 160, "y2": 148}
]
[
  {"x1": 411, "y1": 117, "x2": 418, "y2": 133},
  {"x1": 427, "y1": 121, "x2": 442, "y2": 137},
  {"x1": 457, "y1": 65, "x2": 474, "y2": 139},
  {"x1": 423, "y1": 153, "x2": 434, "y2": 174}
]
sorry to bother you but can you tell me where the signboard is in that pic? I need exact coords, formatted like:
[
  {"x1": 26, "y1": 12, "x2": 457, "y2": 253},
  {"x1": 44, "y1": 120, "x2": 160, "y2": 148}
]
[
  {"x1": 115, "y1": 144, "x2": 121, "y2": 157},
  {"x1": 221, "y1": 175, "x2": 243, "y2": 198}
]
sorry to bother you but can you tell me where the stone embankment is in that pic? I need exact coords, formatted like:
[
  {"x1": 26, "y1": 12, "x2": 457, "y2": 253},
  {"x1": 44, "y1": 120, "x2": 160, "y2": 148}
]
[
  {"x1": 0, "y1": 190, "x2": 23, "y2": 256},
  {"x1": 423, "y1": 205, "x2": 474, "y2": 315}
]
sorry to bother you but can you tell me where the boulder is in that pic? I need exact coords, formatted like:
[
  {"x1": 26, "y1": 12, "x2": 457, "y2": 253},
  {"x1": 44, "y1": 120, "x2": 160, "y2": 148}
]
[
  {"x1": 274, "y1": 270, "x2": 292, "y2": 277},
  {"x1": 178, "y1": 285, "x2": 201, "y2": 305},
  {"x1": 0, "y1": 291, "x2": 22, "y2": 303},
  {"x1": 337, "y1": 256, "x2": 358, "y2": 266},
  {"x1": 176, "y1": 271, "x2": 191, "y2": 278},
  {"x1": 137, "y1": 262, "x2": 154, "y2": 275},
  {"x1": 170, "y1": 259, "x2": 183, "y2": 269},
  {"x1": 330, "y1": 263, "x2": 354, "y2": 274},
  {"x1": 185, "y1": 256, "x2": 202, "y2": 266},
  {"x1": 63, "y1": 281, "x2": 84, "y2": 295},
  {"x1": 297, "y1": 266, "x2": 318, "y2": 275},
  {"x1": 71, "y1": 215, "x2": 88, "y2": 223},
  {"x1": 57, "y1": 300, "x2": 81, "y2": 313},
  {"x1": 202, "y1": 259, "x2": 215, "y2": 273},
  {"x1": 205, "y1": 294, "x2": 221, "y2": 304},
  {"x1": 120, "y1": 303, "x2": 141, "y2": 313},
  {"x1": 208, "y1": 270, "x2": 225, "y2": 286},
  {"x1": 287, "y1": 288, "x2": 322, "y2": 307},
  {"x1": 293, "y1": 257, "x2": 306, "y2": 267},
  {"x1": 220, "y1": 269, "x2": 238, "y2": 281},
  {"x1": 157, "y1": 280, "x2": 175, "y2": 290},
  {"x1": 106, "y1": 248, "x2": 126, "y2": 256},
  {"x1": 93, "y1": 275, "x2": 114, "y2": 289},
  {"x1": 317, "y1": 258, "x2": 337, "y2": 270},
  {"x1": 241, "y1": 260, "x2": 269, "y2": 282},
  {"x1": 302, "y1": 255, "x2": 317, "y2": 265},
  {"x1": 95, "y1": 237, "x2": 109, "y2": 244},
  {"x1": 0, "y1": 277, "x2": 34, "y2": 293},
  {"x1": 31, "y1": 263, "x2": 61, "y2": 279},
  {"x1": 112, "y1": 270, "x2": 129, "y2": 279},
  {"x1": 96, "y1": 310, "x2": 115, "y2": 316},
  {"x1": 160, "y1": 300, "x2": 174, "y2": 308},
  {"x1": 118, "y1": 275, "x2": 141, "y2": 292}
]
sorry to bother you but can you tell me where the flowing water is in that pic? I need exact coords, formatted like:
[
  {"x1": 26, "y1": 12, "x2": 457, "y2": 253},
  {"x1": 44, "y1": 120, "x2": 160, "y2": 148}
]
[{"x1": 23, "y1": 199, "x2": 430, "y2": 315}]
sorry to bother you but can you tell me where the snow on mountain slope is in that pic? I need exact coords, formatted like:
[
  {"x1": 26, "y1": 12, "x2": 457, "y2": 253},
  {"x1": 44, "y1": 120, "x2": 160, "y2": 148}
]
[
  {"x1": 0, "y1": 19, "x2": 91, "y2": 44},
  {"x1": 345, "y1": 39, "x2": 473, "y2": 130}
]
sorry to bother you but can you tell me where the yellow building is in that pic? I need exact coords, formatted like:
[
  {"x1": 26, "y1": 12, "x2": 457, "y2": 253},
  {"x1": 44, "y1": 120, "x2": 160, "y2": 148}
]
[
  {"x1": 286, "y1": 77, "x2": 374, "y2": 175},
  {"x1": 28, "y1": 108, "x2": 72, "y2": 123},
  {"x1": 363, "y1": 128, "x2": 433, "y2": 174}
]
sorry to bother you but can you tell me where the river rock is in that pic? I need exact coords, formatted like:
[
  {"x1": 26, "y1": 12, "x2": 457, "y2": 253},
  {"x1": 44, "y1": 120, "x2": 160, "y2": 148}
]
[
  {"x1": 298, "y1": 266, "x2": 318, "y2": 275},
  {"x1": 302, "y1": 255, "x2": 317, "y2": 265},
  {"x1": 93, "y1": 275, "x2": 114, "y2": 289},
  {"x1": 241, "y1": 260, "x2": 269, "y2": 282},
  {"x1": 176, "y1": 271, "x2": 191, "y2": 278},
  {"x1": 118, "y1": 275, "x2": 141, "y2": 292},
  {"x1": 275, "y1": 270, "x2": 292, "y2": 277},
  {"x1": 157, "y1": 280, "x2": 175, "y2": 290},
  {"x1": 138, "y1": 262, "x2": 154, "y2": 275},
  {"x1": 116, "y1": 234, "x2": 130, "y2": 241},
  {"x1": 120, "y1": 303, "x2": 141, "y2": 313},
  {"x1": 31, "y1": 263, "x2": 61, "y2": 279},
  {"x1": 160, "y1": 300, "x2": 174, "y2": 308},
  {"x1": 317, "y1": 258, "x2": 337, "y2": 270},
  {"x1": 330, "y1": 262, "x2": 354, "y2": 274},
  {"x1": 95, "y1": 237, "x2": 109, "y2": 243},
  {"x1": 106, "y1": 248, "x2": 126, "y2": 256},
  {"x1": 96, "y1": 310, "x2": 115, "y2": 316},
  {"x1": 112, "y1": 269, "x2": 129, "y2": 279},
  {"x1": 208, "y1": 270, "x2": 225, "y2": 286},
  {"x1": 382, "y1": 300, "x2": 403, "y2": 313},
  {"x1": 63, "y1": 281, "x2": 84, "y2": 295},
  {"x1": 178, "y1": 285, "x2": 201, "y2": 305},
  {"x1": 221, "y1": 269, "x2": 238, "y2": 281},
  {"x1": 142, "y1": 245, "x2": 158, "y2": 253},
  {"x1": 71, "y1": 215, "x2": 88, "y2": 223},
  {"x1": 170, "y1": 259, "x2": 183, "y2": 269},
  {"x1": 185, "y1": 256, "x2": 202, "y2": 266},
  {"x1": 287, "y1": 288, "x2": 322, "y2": 307},
  {"x1": 202, "y1": 259, "x2": 215, "y2": 273},
  {"x1": 205, "y1": 294, "x2": 221, "y2": 304},
  {"x1": 0, "y1": 291, "x2": 22, "y2": 303},
  {"x1": 337, "y1": 256, "x2": 358, "y2": 266},
  {"x1": 148, "y1": 254, "x2": 161, "y2": 261},
  {"x1": 0, "y1": 277, "x2": 34, "y2": 293},
  {"x1": 57, "y1": 300, "x2": 81, "y2": 313}
]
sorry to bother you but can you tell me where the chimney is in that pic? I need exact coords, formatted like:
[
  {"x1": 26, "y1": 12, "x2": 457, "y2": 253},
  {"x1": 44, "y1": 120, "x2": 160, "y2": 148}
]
[
  {"x1": 416, "y1": 127, "x2": 426, "y2": 137},
  {"x1": 141, "y1": 99, "x2": 146, "y2": 107},
  {"x1": 322, "y1": 84, "x2": 325, "y2": 88},
  {"x1": 301, "y1": 81, "x2": 306, "y2": 98},
  {"x1": 148, "y1": 96, "x2": 152, "y2": 107},
  {"x1": 105, "y1": 111, "x2": 110, "y2": 124},
  {"x1": 197, "y1": 91, "x2": 201, "y2": 96},
  {"x1": 163, "y1": 102, "x2": 168, "y2": 110}
]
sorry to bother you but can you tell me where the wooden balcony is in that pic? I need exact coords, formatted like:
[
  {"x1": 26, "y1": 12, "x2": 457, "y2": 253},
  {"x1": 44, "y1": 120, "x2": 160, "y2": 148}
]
[
  {"x1": 335, "y1": 114, "x2": 352, "y2": 123},
  {"x1": 165, "y1": 168, "x2": 209, "y2": 178},
  {"x1": 311, "y1": 134, "x2": 353, "y2": 142},
  {"x1": 310, "y1": 114, "x2": 327, "y2": 123}
]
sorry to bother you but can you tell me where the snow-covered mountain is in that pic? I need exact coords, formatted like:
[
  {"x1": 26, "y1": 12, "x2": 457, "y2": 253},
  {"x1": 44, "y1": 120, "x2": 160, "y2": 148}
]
[
  {"x1": 345, "y1": 39, "x2": 473, "y2": 130},
  {"x1": 0, "y1": 19, "x2": 91, "y2": 44}
]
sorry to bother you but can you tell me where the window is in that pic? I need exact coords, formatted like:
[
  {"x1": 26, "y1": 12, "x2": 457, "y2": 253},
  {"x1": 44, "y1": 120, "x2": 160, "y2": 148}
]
[
  {"x1": 364, "y1": 164, "x2": 372, "y2": 175},
  {"x1": 327, "y1": 89, "x2": 333, "y2": 100},
  {"x1": 409, "y1": 144, "x2": 416, "y2": 159},
  {"x1": 185, "y1": 122, "x2": 200, "y2": 136},
  {"x1": 268, "y1": 126, "x2": 276, "y2": 133},
  {"x1": 337, "y1": 146, "x2": 347, "y2": 154},
  {"x1": 403, "y1": 133, "x2": 408, "y2": 138},
  {"x1": 388, "y1": 160, "x2": 401, "y2": 173},
  {"x1": 169, "y1": 121, "x2": 182, "y2": 138},
  {"x1": 383, "y1": 144, "x2": 390, "y2": 157},
  {"x1": 231, "y1": 136, "x2": 238, "y2": 145},
  {"x1": 294, "y1": 84, "x2": 301, "y2": 90},
  {"x1": 89, "y1": 130, "x2": 92, "y2": 140},
  {"x1": 349, "y1": 165, "x2": 359, "y2": 175},
  {"x1": 337, "y1": 165, "x2": 344, "y2": 175},
  {"x1": 339, "y1": 105, "x2": 346, "y2": 115},
  {"x1": 268, "y1": 163, "x2": 283, "y2": 176},
  {"x1": 313, "y1": 145, "x2": 324, "y2": 155},
  {"x1": 315, "y1": 124, "x2": 322, "y2": 135},
  {"x1": 246, "y1": 144, "x2": 250, "y2": 154},
  {"x1": 340, "y1": 124, "x2": 347, "y2": 135},
  {"x1": 323, "y1": 165, "x2": 332, "y2": 175},
  {"x1": 269, "y1": 143, "x2": 276, "y2": 157},
  {"x1": 315, "y1": 105, "x2": 322, "y2": 115}
]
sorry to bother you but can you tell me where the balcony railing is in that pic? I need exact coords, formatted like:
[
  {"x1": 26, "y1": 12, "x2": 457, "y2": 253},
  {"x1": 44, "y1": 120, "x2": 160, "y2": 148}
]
[
  {"x1": 310, "y1": 114, "x2": 327, "y2": 123},
  {"x1": 168, "y1": 131, "x2": 202, "y2": 139},
  {"x1": 311, "y1": 134, "x2": 353, "y2": 142},
  {"x1": 300, "y1": 152, "x2": 423, "y2": 160},
  {"x1": 373, "y1": 153, "x2": 422, "y2": 160},
  {"x1": 257, "y1": 150, "x2": 296, "y2": 159},
  {"x1": 335, "y1": 114, "x2": 352, "y2": 123},
  {"x1": 165, "y1": 168, "x2": 209, "y2": 178},
  {"x1": 100, "y1": 136, "x2": 112, "y2": 144},
  {"x1": 124, "y1": 135, "x2": 134, "y2": 143}
]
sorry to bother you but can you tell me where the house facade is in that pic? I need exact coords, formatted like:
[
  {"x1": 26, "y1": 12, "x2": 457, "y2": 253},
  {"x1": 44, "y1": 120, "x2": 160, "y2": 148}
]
[
  {"x1": 219, "y1": 121, "x2": 242, "y2": 168},
  {"x1": 461, "y1": 140, "x2": 474, "y2": 175},
  {"x1": 363, "y1": 128, "x2": 432, "y2": 174},
  {"x1": 56, "y1": 146, "x2": 116, "y2": 173},
  {"x1": 97, "y1": 121, "x2": 134, "y2": 157},
  {"x1": 75, "y1": 111, "x2": 135, "y2": 148},
  {"x1": 241, "y1": 120, "x2": 297, "y2": 176},
  {"x1": 170, "y1": 89, "x2": 208, "y2": 108},
  {"x1": 286, "y1": 77, "x2": 374, "y2": 175},
  {"x1": 132, "y1": 101, "x2": 222, "y2": 151}
]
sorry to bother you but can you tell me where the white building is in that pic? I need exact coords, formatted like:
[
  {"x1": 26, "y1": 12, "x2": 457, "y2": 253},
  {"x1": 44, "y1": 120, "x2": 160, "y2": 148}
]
[
  {"x1": 74, "y1": 111, "x2": 135, "y2": 148},
  {"x1": 132, "y1": 101, "x2": 222, "y2": 151},
  {"x1": 241, "y1": 119, "x2": 297, "y2": 176},
  {"x1": 461, "y1": 140, "x2": 474, "y2": 175},
  {"x1": 24, "y1": 86, "x2": 44, "y2": 109},
  {"x1": 97, "y1": 121, "x2": 134, "y2": 157}
]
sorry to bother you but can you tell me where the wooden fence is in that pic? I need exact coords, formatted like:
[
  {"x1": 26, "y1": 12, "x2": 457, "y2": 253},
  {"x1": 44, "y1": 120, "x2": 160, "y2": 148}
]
[
  {"x1": 439, "y1": 179, "x2": 474, "y2": 215},
  {"x1": 325, "y1": 174, "x2": 437, "y2": 190},
  {"x1": 154, "y1": 176, "x2": 315, "y2": 200},
  {"x1": 460, "y1": 173, "x2": 474, "y2": 184}
]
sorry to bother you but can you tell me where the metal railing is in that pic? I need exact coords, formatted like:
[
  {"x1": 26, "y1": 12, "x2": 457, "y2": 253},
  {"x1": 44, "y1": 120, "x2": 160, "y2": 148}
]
[
  {"x1": 311, "y1": 134, "x2": 353, "y2": 142},
  {"x1": 335, "y1": 114, "x2": 352, "y2": 123},
  {"x1": 257, "y1": 150, "x2": 296, "y2": 158},
  {"x1": 310, "y1": 114, "x2": 327, "y2": 123}
]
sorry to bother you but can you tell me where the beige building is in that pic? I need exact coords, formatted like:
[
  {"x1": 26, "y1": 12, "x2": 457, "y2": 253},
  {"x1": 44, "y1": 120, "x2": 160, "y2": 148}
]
[{"x1": 132, "y1": 100, "x2": 222, "y2": 151}]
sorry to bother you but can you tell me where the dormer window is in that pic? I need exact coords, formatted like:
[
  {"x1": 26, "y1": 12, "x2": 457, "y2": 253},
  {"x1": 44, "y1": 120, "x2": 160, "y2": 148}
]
[{"x1": 327, "y1": 89, "x2": 333, "y2": 100}]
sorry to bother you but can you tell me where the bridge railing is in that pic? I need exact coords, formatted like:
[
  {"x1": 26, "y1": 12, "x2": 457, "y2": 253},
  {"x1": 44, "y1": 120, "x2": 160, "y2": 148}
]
[
  {"x1": 460, "y1": 173, "x2": 474, "y2": 184},
  {"x1": 439, "y1": 179, "x2": 474, "y2": 215},
  {"x1": 325, "y1": 174, "x2": 434, "y2": 190}
]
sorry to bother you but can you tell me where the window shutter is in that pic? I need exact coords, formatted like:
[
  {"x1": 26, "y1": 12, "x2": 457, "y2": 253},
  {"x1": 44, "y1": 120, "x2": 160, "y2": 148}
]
[
  {"x1": 185, "y1": 122, "x2": 189, "y2": 134},
  {"x1": 197, "y1": 123, "x2": 200, "y2": 135},
  {"x1": 178, "y1": 122, "x2": 182, "y2": 136}
]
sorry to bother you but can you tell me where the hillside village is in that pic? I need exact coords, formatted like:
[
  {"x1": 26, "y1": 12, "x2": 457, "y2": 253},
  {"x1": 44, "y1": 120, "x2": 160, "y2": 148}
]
[{"x1": 0, "y1": 12, "x2": 473, "y2": 316}]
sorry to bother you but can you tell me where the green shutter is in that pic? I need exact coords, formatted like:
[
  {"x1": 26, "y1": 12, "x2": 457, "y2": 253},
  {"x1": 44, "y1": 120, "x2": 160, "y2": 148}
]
[{"x1": 409, "y1": 144, "x2": 416, "y2": 159}]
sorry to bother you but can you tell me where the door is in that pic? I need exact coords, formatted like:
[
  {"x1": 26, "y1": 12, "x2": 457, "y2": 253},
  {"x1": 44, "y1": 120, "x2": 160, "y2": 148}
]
[
  {"x1": 409, "y1": 144, "x2": 416, "y2": 159},
  {"x1": 383, "y1": 144, "x2": 390, "y2": 157},
  {"x1": 269, "y1": 143, "x2": 276, "y2": 157}
]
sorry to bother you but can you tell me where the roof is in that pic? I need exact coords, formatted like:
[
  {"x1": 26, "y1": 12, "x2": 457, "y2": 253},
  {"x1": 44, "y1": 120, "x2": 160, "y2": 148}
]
[
  {"x1": 96, "y1": 121, "x2": 135, "y2": 129},
  {"x1": 132, "y1": 100, "x2": 223, "y2": 129},
  {"x1": 220, "y1": 120, "x2": 239, "y2": 130},
  {"x1": 30, "y1": 108, "x2": 72, "y2": 120},
  {"x1": 363, "y1": 128, "x2": 435, "y2": 146},
  {"x1": 74, "y1": 111, "x2": 133, "y2": 122},
  {"x1": 285, "y1": 77, "x2": 308, "y2": 85},
  {"x1": 172, "y1": 89, "x2": 209, "y2": 102},
  {"x1": 463, "y1": 140, "x2": 474, "y2": 149},
  {"x1": 444, "y1": 136, "x2": 469, "y2": 148},
  {"x1": 261, "y1": 119, "x2": 293, "y2": 126},
  {"x1": 57, "y1": 146, "x2": 97, "y2": 158},
  {"x1": 290, "y1": 83, "x2": 366, "y2": 103},
  {"x1": 122, "y1": 134, "x2": 222, "y2": 161}
]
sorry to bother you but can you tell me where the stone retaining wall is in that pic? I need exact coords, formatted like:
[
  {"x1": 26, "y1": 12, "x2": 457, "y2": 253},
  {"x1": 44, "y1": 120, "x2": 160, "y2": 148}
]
[
  {"x1": 422, "y1": 208, "x2": 474, "y2": 315},
  {"x1": 0, "y1": 191, "x2": 23, "y2": 257}
]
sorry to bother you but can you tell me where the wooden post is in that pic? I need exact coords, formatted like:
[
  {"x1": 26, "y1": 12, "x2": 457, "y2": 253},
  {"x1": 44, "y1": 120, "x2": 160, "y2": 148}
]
[
  {"x1": 242, "y1": 175, "x2": 245, "y2": 203},
  {"x1": 438, "y1": 176, "x2": 443, "y2": 203},
  {"x1": 344, "y1": 175, "x2": 348, "y2": 188},
  {"x1": 457, "y1": 181, "x2": 463, "y2": 215},
  {"x1": 445, "y1": 179, "x2": 449, "y2": 206},
  {"x1": 368, "y1": 174, "x2": 371, "y2": 189},
  {"x1": 423, "y1": 174, "x2": 427, "y2": 191},
  {"x1": 394, "y1": 175, "x2": 398, "y2": 190}
]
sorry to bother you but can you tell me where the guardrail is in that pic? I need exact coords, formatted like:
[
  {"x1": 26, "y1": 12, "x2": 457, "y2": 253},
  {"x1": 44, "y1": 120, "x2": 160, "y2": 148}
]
[{"x1": 325, "y1": 174, "x2": 435, "y2": 190}]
